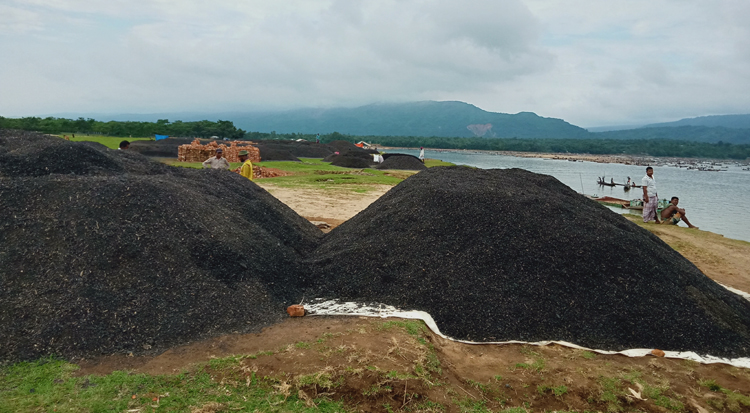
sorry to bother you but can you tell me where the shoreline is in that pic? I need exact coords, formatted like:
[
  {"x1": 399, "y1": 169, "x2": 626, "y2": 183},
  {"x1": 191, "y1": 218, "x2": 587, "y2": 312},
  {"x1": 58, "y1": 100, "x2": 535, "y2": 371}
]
[{"x1": 378, "y1": 146, "x2": 749, "y2": 167}]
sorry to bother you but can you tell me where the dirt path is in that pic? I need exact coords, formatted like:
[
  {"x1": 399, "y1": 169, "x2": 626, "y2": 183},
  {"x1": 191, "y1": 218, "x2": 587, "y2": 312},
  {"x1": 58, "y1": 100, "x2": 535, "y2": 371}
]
[{"x1": 257, "y1": 183, "x2": 391, "y2": 231}]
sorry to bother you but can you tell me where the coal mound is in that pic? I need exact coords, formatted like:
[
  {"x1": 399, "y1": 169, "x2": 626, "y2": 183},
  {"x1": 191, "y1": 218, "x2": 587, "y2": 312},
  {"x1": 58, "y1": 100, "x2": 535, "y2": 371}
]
[
  {"x1": 255, "y1": 140, "x2": 333, "y2": 159},
  {"x1": 128, "y1": 138, "x2": 196, "y2": 158},
  {"x1": 257, "y1": 147, "x2": 301, "y2": 162},
  {"x1": 376, "y1": 154, "x2": 427, "y2": 170},
  {"x1": 307, "y1": 166, "x2": 750, "y2": 357},
  {"x1": 0, "y1": 131, "x2": 320, "y2": 361},
  {"x1": 0, "y1": 131, "x2": 171, "y2": 177},
  {"x1": 329, "y1": 155, "x2": 374, "y2": 169}
]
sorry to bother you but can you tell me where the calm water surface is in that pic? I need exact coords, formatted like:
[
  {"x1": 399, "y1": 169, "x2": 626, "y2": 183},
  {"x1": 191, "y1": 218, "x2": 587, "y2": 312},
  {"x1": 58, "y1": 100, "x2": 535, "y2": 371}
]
[{"x1": 391, "y1": 149, "x2": 750, "y2": 242}]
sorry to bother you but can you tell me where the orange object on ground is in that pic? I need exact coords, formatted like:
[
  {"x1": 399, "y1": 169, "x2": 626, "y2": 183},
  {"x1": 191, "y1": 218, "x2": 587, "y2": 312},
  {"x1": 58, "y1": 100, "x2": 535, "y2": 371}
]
[{"x1": 287, "y1": 305, "x2": 305, "y2": 317}]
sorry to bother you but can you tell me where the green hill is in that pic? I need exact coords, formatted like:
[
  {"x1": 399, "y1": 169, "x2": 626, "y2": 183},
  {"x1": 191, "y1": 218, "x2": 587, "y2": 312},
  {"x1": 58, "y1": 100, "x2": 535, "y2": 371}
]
[
  {"x1": 230, "y1": 101, "x2": 591, "y2": 139},
  {"x1": 645, "y1": 114, "x2": 750, "y2": 129}
]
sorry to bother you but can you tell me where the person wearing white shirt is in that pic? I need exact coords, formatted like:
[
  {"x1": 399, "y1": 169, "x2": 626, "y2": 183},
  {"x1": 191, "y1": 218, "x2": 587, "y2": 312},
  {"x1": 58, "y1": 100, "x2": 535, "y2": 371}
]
[
  {"x1": 202, "y1": 148, "x2": 231, "y2": 170},
  {"x1": 641, "y1": 166, "x2": 661, "y2": 223}
]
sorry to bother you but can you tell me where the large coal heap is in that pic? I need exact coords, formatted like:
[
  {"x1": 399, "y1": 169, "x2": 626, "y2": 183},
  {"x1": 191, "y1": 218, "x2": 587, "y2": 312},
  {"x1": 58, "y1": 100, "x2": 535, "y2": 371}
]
[
  {"x1": 376, "y1": 154, "x2": 427, "y2": 170},
  {"x1": 0, "y1": 132, "x2": 320, "y2": 361},
  {"x1": 128, "y1": 138, "x2": 196, "y2": 158},
  {"x1": 254, "y1": 140, "x2": 333, "y2": 159},
  {"x1": 0, "y1": 131, "x2": 172, "y2": 177},
  {"x1": 329, "y1": 155, "x2": 374, "y2": 169},
  {"x1": 307, "y1": 166, "x2": 750, "y2": 357}
]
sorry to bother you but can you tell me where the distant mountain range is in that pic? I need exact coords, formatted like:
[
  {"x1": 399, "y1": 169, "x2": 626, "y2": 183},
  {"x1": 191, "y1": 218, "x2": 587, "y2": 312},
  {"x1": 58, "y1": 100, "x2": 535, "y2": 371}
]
[
  {"x1": 228, "y1": 101, "x2": 591, "y2": 140},
  {"x1": 645, "y1": 114, "x2": 750, "y2": 129},
  {"x1": 54, "y1": 102, "x2": 750, "y2": 144}
]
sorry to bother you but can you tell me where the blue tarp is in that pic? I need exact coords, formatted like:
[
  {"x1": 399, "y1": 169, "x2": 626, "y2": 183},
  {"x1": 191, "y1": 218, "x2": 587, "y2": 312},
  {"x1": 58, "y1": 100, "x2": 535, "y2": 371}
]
[{"x1": 155, "y1": 134, "x2": 169, "y2": 141}]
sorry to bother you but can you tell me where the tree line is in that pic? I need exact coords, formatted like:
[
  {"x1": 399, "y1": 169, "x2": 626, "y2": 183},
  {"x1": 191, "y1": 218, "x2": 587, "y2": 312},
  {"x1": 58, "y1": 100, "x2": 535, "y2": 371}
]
[
  {"x1": 0, "y1": 116, "x2": 246, "y2": 139},
  {"x1": 254, "y1": 131, "x2": 750, "y2": 160},
  {"x1": 3, "y1": 116, "x2": 749, "y2": 159}
]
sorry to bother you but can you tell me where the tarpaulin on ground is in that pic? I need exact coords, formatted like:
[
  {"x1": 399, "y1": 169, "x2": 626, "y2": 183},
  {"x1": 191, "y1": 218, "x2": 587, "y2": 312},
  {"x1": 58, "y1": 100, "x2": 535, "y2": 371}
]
[{"x1": 155, "y1": 134, "x2": 169, "y2": 141}]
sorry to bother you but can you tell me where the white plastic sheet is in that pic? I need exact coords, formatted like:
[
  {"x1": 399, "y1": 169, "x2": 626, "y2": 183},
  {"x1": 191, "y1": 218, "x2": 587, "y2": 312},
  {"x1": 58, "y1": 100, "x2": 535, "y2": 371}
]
[{"x1": 305, "y1": 284, "x2": 750, "y2": 369}]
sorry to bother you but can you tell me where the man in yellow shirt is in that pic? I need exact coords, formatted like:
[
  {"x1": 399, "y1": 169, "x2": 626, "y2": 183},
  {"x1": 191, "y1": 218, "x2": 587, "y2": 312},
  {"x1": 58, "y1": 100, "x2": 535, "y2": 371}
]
[{"x1": 238, "y1": 150, "x2": 253, "y2": 180}]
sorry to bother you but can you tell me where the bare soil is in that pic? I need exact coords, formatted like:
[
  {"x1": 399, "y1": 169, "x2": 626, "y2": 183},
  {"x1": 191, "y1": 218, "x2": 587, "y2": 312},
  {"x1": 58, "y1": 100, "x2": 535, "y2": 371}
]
[{"x1": 75, "y1": 186, "x2": 750, "y2": 412}]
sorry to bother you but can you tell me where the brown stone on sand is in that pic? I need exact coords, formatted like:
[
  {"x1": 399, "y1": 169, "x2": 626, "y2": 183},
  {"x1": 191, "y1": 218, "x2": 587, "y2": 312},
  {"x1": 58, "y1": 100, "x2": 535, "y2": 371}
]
[
  {"x1": 287, "y1": 305, "x2": 305, "y2": 317},
  {"x1": 651, "y1": 349, "x2": 666, "y2": 357}
]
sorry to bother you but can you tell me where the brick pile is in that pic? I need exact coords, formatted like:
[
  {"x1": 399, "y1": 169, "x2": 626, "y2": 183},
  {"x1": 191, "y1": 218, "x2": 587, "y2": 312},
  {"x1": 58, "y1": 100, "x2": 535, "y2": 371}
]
[{"x1": 178, "y1": 139, "x2": 260, "y2": 163}]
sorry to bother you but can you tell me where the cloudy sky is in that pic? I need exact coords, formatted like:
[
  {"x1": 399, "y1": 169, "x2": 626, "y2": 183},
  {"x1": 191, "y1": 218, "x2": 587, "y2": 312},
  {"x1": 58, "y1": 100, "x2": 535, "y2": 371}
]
[{"x1": 1, "y1": 0, "x2": 748, "y2": 127}]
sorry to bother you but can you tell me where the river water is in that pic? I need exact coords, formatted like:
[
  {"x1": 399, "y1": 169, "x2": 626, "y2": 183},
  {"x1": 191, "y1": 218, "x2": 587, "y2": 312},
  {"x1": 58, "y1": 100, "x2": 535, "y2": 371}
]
[{"x1": 389, "y1": 149, "x2": 750, "y2": 242}]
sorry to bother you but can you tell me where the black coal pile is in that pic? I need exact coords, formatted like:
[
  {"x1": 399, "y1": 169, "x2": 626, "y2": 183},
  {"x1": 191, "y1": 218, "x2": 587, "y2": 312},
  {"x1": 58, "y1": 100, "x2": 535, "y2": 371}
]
[
  {"x1": 307, "y1": 166, "x2": 750, "y2": 357},
  {"x1": 254, "y1": 140, "x2": 333, "y2": 160},
  {"x1": 376, "y1": 154, "x2": 427, "y2": 170},
  {"x1": 0, "y1": 131, "x2": 171, "y2": 177},
  {"x1": 128, "y1": 138, "x2": 195, "y2": 158},
  {"x1": 0, "y1": 131, "x2": 320, "y2": 362},
  {"x1": 329, "y1": 155, "x2": 374, "y2": 169}
]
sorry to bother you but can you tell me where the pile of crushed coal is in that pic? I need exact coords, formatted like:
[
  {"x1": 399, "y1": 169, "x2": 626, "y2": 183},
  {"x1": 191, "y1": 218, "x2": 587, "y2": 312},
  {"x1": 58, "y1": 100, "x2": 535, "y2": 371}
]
[
  {"x1": 0, "y1": 131, "x2": 320, "y2": 362},
  {"x1": 0, "y1": 131, "x2": 171, "y2": 177},
  {"x1": 306, "y1": 166, "x2": 750, "y2": 358},
  {"x1": 329, "y1": 155, "x2": 374, "y2": 168},
  {"x1": 254, "y1": 140, "x2": 332, "y2": 160},
  {"x1": 128, "y1": 138, "x2": 196, "y2": 158},
  {"x1": 6, "y1": 131, "x2": 750, "y2": 362},
  {"x1": 326, "y1": 140, "x2": 377, "y2": 154},
  {"x1": 376, "y1": 154, "x2": 427, "y2": 170}
]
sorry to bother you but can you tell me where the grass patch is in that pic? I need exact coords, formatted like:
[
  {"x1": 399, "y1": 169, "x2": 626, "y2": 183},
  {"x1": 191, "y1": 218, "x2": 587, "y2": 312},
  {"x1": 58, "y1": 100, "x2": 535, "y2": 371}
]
[
  {"x1": 378, "y1": 320, "x2": 427, "y2": 336},
  {"x1": 57, "y1": 134, "x2": 153, "y2": 149},
  {"x1": 0, "y1": 356, "x2": 348, "y2": 412},
  {"x1": 424, "y1": 159, "x2": 455, "y2": 168},
  {"x1": 537, "y1": 384, "x2": 568, "y2": 396},
  {"x1": 581, "y1": 350, "x2": 597, "y2": 359}
]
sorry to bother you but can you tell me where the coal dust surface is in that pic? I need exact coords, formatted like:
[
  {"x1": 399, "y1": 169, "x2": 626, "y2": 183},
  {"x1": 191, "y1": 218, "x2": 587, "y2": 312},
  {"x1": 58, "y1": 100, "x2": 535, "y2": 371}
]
[
  {"x1": 0, "y1": 131, "x2": 320, "y2": 362},
  {"x1": 376, "y1": 154, "x2": 427, "y2": 170},
  {"x1": 307, "y1": 166, "x2": 750, "y2": 358}
]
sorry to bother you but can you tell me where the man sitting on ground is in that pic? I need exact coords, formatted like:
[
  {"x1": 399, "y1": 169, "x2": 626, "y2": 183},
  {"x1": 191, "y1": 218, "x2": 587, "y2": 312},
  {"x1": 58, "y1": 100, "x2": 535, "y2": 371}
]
[
  {"x1": 202, "y1": 148, "x2": 230, "y2": 170},
  {"x1": 660, "y1": 197, "x2": 698, "y2": 229}
]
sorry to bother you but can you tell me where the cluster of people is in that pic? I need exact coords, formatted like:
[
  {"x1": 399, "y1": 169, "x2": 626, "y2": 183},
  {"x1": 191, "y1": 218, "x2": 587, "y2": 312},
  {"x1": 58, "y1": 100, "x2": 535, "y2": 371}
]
[
  {"x1": 641, "y1": 166, "x2": 698, "y2": 228},
  {"x1": 202, "y1": 148, "x2": 254, "y2": 181}
]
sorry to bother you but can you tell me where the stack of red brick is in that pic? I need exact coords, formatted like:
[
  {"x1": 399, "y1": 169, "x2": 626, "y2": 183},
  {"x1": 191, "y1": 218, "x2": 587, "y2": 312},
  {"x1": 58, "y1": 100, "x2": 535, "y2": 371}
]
[{"x1": 177, "y1": 139, "x2": 260, "y2": 163}]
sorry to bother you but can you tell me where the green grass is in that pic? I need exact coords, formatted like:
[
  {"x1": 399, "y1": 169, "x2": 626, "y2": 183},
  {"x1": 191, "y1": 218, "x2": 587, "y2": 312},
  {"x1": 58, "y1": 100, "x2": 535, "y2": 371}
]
[
  {"x1": 378, "y1": 320, "x2": 427, "y2": 336},
  {"x1": 424, "y1": 158, "x2": 454, "y2": 167},
  {"x1": 162, "y1": 157, "x2": 456, "y2": 191},
  {"x1": 56, "y1": 134, "x2": 153, "y2": 149},
  {"x1": 0, "y1": 356, "x2": 349, "y2": 413}
]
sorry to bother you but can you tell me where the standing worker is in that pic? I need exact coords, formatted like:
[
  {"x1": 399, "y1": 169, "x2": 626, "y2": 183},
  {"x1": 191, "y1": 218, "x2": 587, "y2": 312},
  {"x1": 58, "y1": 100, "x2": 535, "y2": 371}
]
[
  {"x1": 238, "y1": 150, "x2": 253, "y2": 180},
  {"x1": 202, "y1": 148, "x2": 230, "y2": 170},
  {"x1": 419, "y1": 147, "x2": 425, "y2": 163},
  {"x1": 641, "y1": 166, "x2": 661, "y2": 224}
]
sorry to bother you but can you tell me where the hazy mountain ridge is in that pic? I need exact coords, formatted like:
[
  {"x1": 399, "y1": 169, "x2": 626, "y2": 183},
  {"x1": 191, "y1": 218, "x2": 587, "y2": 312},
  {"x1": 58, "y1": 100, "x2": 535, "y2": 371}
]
[
  {"x1": 228, "y1": 101, "x2": 591, "y2": 139},
  {"x1": 645, "y1": 114, "x2": 750, "y2": 129},
  {"x1": 45, "y1": 102, "x2": 750, "y2": 144}
]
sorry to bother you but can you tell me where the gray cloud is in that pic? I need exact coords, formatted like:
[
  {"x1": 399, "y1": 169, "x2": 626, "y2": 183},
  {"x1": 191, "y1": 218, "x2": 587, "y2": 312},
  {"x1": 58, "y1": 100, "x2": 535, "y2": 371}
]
[{"x1": 1, "y1": 0, "x2": 749, "y2": 127}]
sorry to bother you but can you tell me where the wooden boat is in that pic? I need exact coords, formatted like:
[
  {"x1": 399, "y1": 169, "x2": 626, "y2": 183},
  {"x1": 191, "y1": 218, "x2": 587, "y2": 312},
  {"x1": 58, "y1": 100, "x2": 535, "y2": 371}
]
[{"x1": 597, "y1": 178, "x2": 617, "y2": 186}]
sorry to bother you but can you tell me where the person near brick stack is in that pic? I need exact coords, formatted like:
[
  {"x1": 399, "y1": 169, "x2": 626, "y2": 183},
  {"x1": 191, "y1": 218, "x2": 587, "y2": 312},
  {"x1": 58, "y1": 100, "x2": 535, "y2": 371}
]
[
  {"x1": 238, "y1": 150, "x2": 253, "y2": 180},
  {"x1": 202, "y1": 148, "x2": 230, "y2": 170},
  {"x1": 641, "y1": 166, "x2": 661, "y2": 224}
]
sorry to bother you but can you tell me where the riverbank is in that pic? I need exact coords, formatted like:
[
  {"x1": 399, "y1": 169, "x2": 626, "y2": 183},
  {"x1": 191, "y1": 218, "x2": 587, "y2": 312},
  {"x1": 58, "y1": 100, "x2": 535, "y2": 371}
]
[{"x1": 379, "y1": 146, "x2": 750, "y2": 168}]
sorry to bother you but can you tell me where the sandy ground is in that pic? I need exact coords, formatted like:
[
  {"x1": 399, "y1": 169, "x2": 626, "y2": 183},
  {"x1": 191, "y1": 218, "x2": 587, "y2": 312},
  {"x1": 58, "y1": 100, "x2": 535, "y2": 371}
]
[{"x1": 257, "y1": 183, "x2": 392, "y2": 231}]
